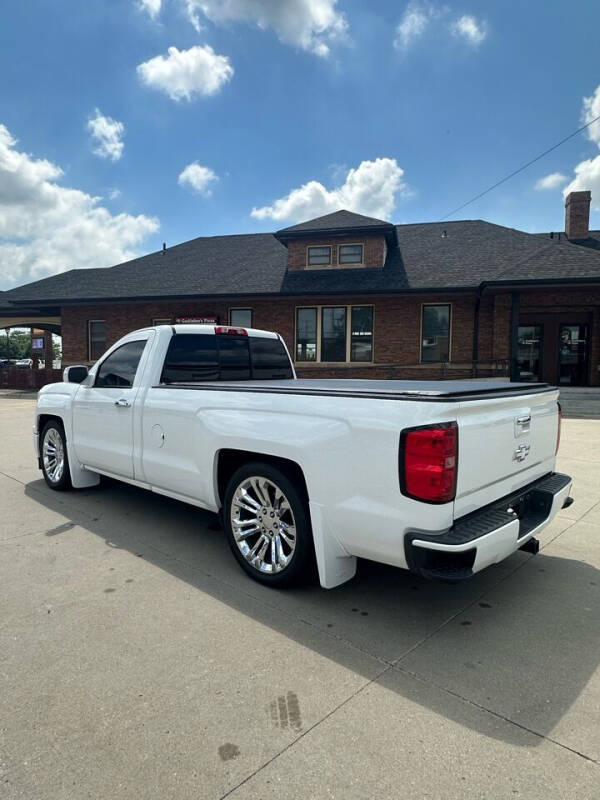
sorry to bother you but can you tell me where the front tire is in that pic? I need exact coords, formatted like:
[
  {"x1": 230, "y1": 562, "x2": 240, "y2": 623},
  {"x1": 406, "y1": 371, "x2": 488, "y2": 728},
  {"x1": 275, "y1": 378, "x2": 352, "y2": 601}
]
[
  {"x1": 223, "y1": 462, "x2": 313, "y2": 587},
  {"x1": 40, "y1": 421, "x2": 72, "y2": 491}
]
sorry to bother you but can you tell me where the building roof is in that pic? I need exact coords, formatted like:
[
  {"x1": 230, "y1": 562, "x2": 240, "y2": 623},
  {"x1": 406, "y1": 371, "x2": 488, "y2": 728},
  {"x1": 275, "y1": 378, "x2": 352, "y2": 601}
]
[
  {"x1": 4, "y1": 216, "x2": 600, "y2": 307},
  {"x1": 276, "y1": 209, "x2": 393, "y2": 234}
]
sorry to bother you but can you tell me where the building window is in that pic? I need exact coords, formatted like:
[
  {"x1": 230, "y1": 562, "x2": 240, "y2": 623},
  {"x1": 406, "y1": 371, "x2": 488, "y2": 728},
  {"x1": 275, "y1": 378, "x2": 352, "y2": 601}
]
[
  {"x1": 321, "y1": 307, "x2": 347, "y2": 362},
  {"x1": 296, "y1": 308, "x2": 318, "y2": 361},
  {"x1": 307, "y1": 246, "x2": 332, "y2": 266},
  {"x1": 229, "y1": 308, "x2": 253, "y2": 328},
  {"x1": 421, "y1": 304, "x2": 451, "y2": 363},
  {"x1": 339, "y1": 244, "x2": 363, "y2": 265},
  {"x1": 296, "y1": 306, "x2": 374, "y2": 363},
  {"x1": 153, "y1": 318, "x2": 172, "y2": 326},
  {"x1": 350, "y1": 306, "x2": 373, "y2": 362},
  {"x1": 88, "y1": 320, "x2": 106, "y2": 362}
]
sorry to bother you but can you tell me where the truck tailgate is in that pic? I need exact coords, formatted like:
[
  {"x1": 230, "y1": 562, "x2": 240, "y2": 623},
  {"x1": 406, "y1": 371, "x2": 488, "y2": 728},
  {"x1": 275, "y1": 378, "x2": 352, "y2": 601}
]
[{"x1": 454, "y1": 388, "x2": 560, "y2": 518}]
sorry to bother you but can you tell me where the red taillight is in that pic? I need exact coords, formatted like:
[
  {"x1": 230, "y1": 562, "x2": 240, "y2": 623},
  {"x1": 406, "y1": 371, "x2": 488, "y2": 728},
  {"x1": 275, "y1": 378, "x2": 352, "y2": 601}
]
[
  {"x1": 214, "y1": 326, "x2": 248, "y2": 336},
  {"x1": 556, "y1": 401, "x2": 562, "y2": 454},
  {"x1": 400, "y1": 422, "x2": 458, "y2": 504}
]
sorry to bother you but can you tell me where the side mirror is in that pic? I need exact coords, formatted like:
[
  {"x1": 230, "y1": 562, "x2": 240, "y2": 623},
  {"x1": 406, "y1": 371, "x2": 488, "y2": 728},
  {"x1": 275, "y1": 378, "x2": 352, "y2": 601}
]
[{"x1": 63, "y1": 365, "x2": 89, "y2": 384}]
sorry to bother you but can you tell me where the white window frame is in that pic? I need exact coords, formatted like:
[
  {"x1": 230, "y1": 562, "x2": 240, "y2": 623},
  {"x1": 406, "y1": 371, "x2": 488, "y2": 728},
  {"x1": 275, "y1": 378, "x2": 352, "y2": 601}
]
[
  {"x1": 88, "y1": 320, "x2": 107, "y2": 362},
  {"x1": 295, "y1": 305, "x2": 374, "y2": 364},
  {"x1": 420, "y1": 303, "x2": 452, "y2": 364},
  {"x1": 229, "y1": 308, "x2": 253, "y2": 327},
  {"x1": 306, "y1": 246, "x2": 332, "y2": 267},
  {"x1": 338, "y1": 243, "x2": 364, "y2": 266}
]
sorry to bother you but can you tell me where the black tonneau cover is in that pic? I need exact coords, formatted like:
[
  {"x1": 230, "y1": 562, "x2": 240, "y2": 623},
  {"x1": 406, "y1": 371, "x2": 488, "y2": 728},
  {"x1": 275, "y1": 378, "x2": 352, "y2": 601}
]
[{"x1": 155, "y1": 378, "x2": 555, "y2": 402}]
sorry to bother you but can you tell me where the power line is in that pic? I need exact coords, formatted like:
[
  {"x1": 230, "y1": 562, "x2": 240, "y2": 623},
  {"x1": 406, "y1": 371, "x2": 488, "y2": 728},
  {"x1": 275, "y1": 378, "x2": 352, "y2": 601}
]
[{"x1": 440, "y1": 112, "x2": 600, "y2": 220}]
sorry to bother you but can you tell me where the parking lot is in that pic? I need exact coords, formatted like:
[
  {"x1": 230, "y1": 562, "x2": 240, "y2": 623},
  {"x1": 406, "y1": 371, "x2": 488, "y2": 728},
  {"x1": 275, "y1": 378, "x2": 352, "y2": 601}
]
[{"x1": 1, "y1": 397, "x2": 599, "y2": 799}]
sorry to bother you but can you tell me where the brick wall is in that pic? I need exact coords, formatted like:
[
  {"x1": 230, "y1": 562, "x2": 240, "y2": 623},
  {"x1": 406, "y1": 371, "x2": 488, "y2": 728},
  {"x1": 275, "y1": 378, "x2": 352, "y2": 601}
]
[
  {"x1": 60, "y1": 288, "x2": 600, "y2": 384},
  {"x1": 287, "y1": 235, "x2": 385, "y2": 270},
  {"x1": 490, "y1": 293, "x2": 512, "y2": 361},
  {"x1": 60, "y1": 292, "x2": 480, "y2": 374},
  {"x1": 62, "y1": 298, "x2": 296, "y2": 365}
]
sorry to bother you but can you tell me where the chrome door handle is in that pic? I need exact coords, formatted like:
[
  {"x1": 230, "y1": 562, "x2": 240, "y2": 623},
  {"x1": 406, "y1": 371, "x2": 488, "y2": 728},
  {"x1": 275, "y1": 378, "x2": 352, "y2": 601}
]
[
  {"x1": 515, "y1": 413, "x2": 531, "y2": 436},
  {"x1": 114, "y1": 398, "x2": 131, "y2": 407}
]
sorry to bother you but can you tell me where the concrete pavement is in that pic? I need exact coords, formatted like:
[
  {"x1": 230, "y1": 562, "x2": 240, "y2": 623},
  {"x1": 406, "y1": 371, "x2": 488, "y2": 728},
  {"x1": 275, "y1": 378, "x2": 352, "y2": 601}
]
[{"x1": 0, "y1": 397, "x2": 599, "y2": 798}]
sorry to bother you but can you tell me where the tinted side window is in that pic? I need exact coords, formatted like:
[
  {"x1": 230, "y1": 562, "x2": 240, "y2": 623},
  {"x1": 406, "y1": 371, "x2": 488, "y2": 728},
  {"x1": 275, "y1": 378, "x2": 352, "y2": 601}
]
[
  {"x1": 161, "y1": 334, "x2": 219, "y2": 383},
  {"x1": 250, "y1": 337, "x2": 293, "y2": 379},
  {"x1": 95, "y1": 340, "x2": 146, "y2": 388},
  {"x1": 159, "y1": 333, "x2": 292, "y2": 384},
  {"x1": 218, "y1": 336, "x2": 251, "y2": 380}
]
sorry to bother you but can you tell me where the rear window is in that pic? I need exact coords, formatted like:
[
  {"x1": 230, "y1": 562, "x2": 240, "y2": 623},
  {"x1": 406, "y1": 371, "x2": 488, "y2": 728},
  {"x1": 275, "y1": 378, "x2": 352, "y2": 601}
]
[
  {"x1": 249, "y1": 337, "x2": 293, "y2": 379},
  {"x1": 219, "y1": 336, "x2": 251, "y2": 381},
  {"x1": 160, "y1": 333, "x2": 292, "y2": 383},
  {"x1": 160, "y1": 335, "x2": 219, "y2": 383}
]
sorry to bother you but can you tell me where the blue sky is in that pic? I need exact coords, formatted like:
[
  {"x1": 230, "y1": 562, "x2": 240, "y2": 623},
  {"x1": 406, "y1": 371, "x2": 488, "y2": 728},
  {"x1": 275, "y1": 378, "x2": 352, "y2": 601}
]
[{"x1": 1, "y1": 0, "x2": 600, "y2": 290}]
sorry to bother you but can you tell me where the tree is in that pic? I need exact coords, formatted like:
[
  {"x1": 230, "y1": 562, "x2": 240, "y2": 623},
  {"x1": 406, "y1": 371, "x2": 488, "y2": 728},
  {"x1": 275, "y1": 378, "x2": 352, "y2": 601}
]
[{"x1": 0, "y1": 329, "x2": 31, "y2": 359}]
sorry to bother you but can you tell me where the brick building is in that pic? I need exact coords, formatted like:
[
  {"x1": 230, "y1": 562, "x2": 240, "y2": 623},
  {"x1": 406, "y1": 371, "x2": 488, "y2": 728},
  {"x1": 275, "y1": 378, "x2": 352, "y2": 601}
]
[{"x1": 2, "y1": 191, "x2": 600, "y2": 386}]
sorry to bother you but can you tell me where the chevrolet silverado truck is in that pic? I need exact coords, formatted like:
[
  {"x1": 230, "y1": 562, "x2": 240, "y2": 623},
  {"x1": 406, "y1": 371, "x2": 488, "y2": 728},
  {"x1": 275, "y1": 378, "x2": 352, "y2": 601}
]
[{"x1": 34, "y1": 324, "x2": 573, "y2": 589}]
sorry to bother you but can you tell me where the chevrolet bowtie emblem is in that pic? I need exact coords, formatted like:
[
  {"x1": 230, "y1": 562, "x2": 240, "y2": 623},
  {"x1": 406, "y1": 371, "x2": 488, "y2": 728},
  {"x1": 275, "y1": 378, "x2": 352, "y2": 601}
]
[{"x1": 513, "y1": 443, "x2": 531, "y2": 462}]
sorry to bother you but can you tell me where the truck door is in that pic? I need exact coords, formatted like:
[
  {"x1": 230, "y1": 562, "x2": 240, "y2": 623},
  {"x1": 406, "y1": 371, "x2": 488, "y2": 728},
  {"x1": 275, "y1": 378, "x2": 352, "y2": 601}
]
[{"x1": 72, "y1": 333, "x2": 153, "y2": 478}]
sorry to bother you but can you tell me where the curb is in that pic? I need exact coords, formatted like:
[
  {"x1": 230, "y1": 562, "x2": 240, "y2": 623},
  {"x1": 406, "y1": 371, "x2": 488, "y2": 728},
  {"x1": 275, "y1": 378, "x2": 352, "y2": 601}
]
[{"x1": 0, "y1": 391, "x2": 38, "y2": 399}]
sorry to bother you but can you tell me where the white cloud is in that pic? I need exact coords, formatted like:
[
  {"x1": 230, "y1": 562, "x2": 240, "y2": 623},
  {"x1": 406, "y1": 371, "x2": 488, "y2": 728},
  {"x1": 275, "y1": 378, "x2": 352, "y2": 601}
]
[
  {"x1": 535, "y1": 172, "x2": 568, "y2": 191},
  {"x1": 563, "y1": 156, "x2": 600, "y2": 211},
  {"x1": 109, "y1": 188, "x2": 122, "y2": 200},
  {"x1": 137, "y1": 0, "x2": 161, "y2": 19},
  {"x1": 178, "y1": 162, "x2": 218, "y2": 195},
  {"x1": 394, "y1": 3, "x2": 432, "y2": 49},
  {"x1": 394, "y1": 6, "x2": 488, "y2": 50},
  {"x1": 185, "y1": 0, "x2": 348, "y2": 57},
  {"x1": 582, "y1": 84, "x2": 600, "y2": 148},
  {"x1": 0, "y1": 124, "x2": 158, "y2": 290},
  {"x1": 251, "y1": 158, "x2": 407, "y2": 222},
  {"x1": 87, "y1": 109, "x2": 125, "y2": 162},
  {"x1": 450, "y1": 14, "x2": 487, "y2": 46},
  {"x1": 137, "y1": 45, "x2": 234, "y2": 101},
  {"x1": 561, "y1": 84, "x2": 600, "y2": 212},
  {"x1": 185, "y1": 0, "x2": 205, "y2": 32}
]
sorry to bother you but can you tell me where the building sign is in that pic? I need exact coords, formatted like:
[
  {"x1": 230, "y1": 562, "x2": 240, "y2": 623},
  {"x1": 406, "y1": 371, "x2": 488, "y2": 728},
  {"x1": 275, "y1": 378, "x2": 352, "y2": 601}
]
[
  {"x1": 31, "y1": 337, "x2": 45, "y2": 350},
  {"x1": 175, "y1": 316, "x2": 218, "y2": 324}
]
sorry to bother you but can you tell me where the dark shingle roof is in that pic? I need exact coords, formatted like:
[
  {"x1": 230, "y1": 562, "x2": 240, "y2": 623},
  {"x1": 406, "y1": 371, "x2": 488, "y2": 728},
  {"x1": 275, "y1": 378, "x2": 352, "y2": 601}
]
[
  {"x1": 276, "y1": 209, "x2": 393, "y2": 234},
  {"x1": 4, "y1": 216, "x2": 600, "y2": 306},
  {"x1": 495, "y1": 237, "x2": 600, "y2": 281},
  {"x1": 6, "y1": 233, "x2": 288, "y2": 303}
]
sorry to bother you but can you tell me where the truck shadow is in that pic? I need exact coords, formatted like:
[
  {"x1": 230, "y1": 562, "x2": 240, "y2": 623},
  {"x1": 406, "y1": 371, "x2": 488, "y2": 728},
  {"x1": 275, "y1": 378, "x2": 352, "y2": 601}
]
[{"x1": 25, "y1": 477, "x2": 600, "y2": 752}]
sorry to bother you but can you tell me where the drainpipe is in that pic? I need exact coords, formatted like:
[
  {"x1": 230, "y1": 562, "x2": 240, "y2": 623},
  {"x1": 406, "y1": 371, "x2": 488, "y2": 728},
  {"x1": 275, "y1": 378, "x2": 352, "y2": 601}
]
[
  {"x1": 472, "y1": 283, "x2": 485, "y2": 375},
  {"x1": 509, "y1": 290, "x2": 520, "y2": 382}
]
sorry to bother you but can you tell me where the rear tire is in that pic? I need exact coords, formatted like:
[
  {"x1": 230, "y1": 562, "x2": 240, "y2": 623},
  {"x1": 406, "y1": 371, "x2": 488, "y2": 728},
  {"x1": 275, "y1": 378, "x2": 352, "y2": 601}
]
[
  {"x1": 40, "y1": 420, "x2": 72, "y2": 491},
  {"x1": 223, "y1": 461, "x2": 313, "y2": 587}
]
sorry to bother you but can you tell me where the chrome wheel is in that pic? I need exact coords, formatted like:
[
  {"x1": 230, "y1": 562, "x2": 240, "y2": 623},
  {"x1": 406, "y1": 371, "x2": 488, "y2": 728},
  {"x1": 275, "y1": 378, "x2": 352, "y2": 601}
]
[
  {"x1": 42, "y1": 427, "x2": 65, "y2": 484},
  {"x1": 230, "y1": 476, "x2": 297, "y2": 574}
]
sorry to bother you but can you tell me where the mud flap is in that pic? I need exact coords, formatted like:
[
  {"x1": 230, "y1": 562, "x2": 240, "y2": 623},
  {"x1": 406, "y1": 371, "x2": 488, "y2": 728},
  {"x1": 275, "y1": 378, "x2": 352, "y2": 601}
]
[
  {"x1": 309, "y1": 501, "x2": 357, "y2": 589},
  {"x1": 66, "y1": 438, "x2": 100, "y2": 488}
]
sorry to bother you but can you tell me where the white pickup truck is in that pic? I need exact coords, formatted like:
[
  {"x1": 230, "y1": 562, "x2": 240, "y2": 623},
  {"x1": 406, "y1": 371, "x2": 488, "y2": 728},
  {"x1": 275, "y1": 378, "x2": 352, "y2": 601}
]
[{"x1": 34, "y1": 324, "x2": 573, "y2": 589}]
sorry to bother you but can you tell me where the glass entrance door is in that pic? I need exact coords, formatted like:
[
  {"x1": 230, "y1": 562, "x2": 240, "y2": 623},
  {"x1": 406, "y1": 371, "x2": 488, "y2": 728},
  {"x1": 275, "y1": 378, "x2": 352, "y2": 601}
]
[
  {"x1": 517, "y1": 325, "x2": 542, "y2": 381},
  {"x1": 558, "y1": 324, "x2": 588, "y2": 385}
]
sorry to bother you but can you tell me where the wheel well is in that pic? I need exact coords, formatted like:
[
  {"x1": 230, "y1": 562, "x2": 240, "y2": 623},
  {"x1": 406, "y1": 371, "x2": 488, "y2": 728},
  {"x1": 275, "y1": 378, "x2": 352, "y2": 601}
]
[
  {"x1": 37, "y1": 415, "x2": 64, "y2": 449},
  {"x1": 216, "y1": 449, "x2": 309, "y2": 507}
]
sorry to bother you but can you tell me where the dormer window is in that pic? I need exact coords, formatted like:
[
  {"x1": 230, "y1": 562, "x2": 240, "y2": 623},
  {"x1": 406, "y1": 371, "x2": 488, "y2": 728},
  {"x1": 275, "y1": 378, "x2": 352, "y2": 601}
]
[
  {"x1": 307, "y1": 246, "x2": 331, "y2": 266},
  {"x1": 339, "y1": 244, "x2": 363, "y2": 265}
]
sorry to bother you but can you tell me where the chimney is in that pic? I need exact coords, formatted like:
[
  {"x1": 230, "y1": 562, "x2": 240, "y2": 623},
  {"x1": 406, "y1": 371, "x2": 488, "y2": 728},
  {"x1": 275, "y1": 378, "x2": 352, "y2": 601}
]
[{"x1": 564, "y1": 191, "x2": 591, "y2": 240}]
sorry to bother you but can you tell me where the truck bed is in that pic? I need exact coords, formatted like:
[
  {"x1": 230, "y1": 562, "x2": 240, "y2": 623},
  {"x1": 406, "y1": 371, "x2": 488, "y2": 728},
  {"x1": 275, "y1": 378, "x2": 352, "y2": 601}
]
[{"x1": 157, "y1": 378, "x2": 553, "y2": 401}]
